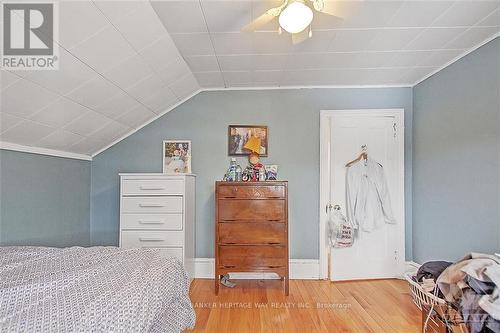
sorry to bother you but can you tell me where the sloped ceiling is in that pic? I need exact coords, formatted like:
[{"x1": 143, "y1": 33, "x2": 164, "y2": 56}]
[{"x1": 0, "y1": 0, "x2": 499, "y2": 158}]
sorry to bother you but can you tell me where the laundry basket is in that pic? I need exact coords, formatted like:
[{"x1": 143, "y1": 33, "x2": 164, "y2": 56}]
[{"x1": 404, "y1": 273, "x2": 446, "y2": 310}]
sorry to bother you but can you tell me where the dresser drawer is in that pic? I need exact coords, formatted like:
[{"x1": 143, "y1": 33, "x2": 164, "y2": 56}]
[
  {"x1": 121, "y1": 214, "x2": 183, "y2": 230},
  {"x1": 218, "y1": 222, "x2": 286, "y2": 245},
  {"x1": 122, "y1": 178, "x2": 184, "y2": 196},
  {"x1": 218, "y1": 185, "x2": 285, "y2": 199},
  {"x1": 219, "y1": 245, "x2": 286, "y2": 268},
  {"x1": 122, "y1": 197, "x2": 182, "y2": 213},
  {"x1": 218, "y1": 199, "x2": 285, "y2": 221},
  {"x1": 121, "y1": 230, "x2": 184, "y2": 247}
]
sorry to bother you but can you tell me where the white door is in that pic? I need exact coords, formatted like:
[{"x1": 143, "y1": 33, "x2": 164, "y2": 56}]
[{"x1": 320, "y1": 110, "x2": 405, "y2": 281}]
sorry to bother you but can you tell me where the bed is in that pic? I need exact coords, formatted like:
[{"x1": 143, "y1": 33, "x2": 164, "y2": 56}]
[{"x1": 0, "y1": 246, "x2": 196, "y2": 332}]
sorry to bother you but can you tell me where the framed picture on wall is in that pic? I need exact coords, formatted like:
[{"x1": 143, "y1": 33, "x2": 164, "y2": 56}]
[
  {"x1": 228, "y1": 125, "x2": 268, "y2": 156},
  {"x1": 163, "y1": 140, "x2": 192, "y2": 174}
]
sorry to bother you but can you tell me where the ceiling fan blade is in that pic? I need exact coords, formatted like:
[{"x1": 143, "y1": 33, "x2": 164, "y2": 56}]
[
  {"x1": 241, "y1": 6, "x2": 283, "y2": 32},
  {"x1": 312, "y1": 0, "x2": 362, "y2": 18},
  {"x1": 291, "y1": 29, "x2": 310, "y2": 45}
]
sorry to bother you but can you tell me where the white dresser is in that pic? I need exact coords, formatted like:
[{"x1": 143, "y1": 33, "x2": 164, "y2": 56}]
[{"x1": 119, "y1": 173, "x2": 195, "y2": 278}]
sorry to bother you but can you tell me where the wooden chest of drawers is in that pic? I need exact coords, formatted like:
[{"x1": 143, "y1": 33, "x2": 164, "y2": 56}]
[{"x1": 215, "y1": 181, "x2": 289, "y2": 295}]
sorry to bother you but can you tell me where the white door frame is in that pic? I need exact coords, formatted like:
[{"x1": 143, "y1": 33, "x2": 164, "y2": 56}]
[{"x1": 319, "y1": 109, "x2": 405, "y2": 279}]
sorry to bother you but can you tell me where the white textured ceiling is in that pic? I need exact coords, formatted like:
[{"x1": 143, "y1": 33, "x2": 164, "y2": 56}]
[
  {"x1": 153, "y1": 0, "x2": 500, "y2": 87},
  {"x1": 0, "y1": 0, "x2": 499, "y2": 157}
]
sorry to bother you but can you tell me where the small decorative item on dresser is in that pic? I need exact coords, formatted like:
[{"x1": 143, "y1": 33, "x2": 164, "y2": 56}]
[
  {"x1": 265, "y1": 165, "x2": 278, "y2": 180},
  {"x1": 163, "y1": 140, "x2": 191, "y2": 174}
]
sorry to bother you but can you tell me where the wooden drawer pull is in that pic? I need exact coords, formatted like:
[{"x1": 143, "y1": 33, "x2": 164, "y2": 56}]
[
  {"x1": 221, "y1": 219, "x2": 236, "y2": 222},
  {"x1": 267, "y1": 219, "x2": 281, "y2": 221},
  {"x1": 267, "y1": 242, "x2": 281, "y2": 245},
  {"x1": 223, "y1": 265, "x2": 236, "y2": 268},
  {"x1": 267, "y1": 266, "x2": 281, "y2": 268}
]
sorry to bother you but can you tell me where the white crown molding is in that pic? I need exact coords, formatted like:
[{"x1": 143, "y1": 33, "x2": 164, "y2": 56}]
[
  {"x1": 202, "y1": 84, "x2": 413, "y2": 91},
  {"x1": 91, "y1": 89, "x2": 203, "y2": 157},
  {"x1": 194, "y1": 258, "x2": 320, "y2": 280},
  {"x1": 0, "y1": 141, "x2": 92, "y2": 161},
  {"x1": 413, "y1": 32, "x2": 500, "y2": 87}
]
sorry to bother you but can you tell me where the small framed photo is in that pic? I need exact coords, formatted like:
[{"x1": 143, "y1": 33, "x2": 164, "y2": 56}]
[
  {"x1": 228, "y1": 125, "x2": 268, "y2": 156},
  {"x1": 163, "y1": 140, "x2": 191, "y2": 174}
]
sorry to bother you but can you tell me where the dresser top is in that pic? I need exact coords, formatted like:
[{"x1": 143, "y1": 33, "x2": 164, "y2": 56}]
[
  {"x1": 216, "y1": 181, "x2": 287, "y2": 185},
  {"x1": 120, "y1": 173, "x2": 196, "y2": 177}
]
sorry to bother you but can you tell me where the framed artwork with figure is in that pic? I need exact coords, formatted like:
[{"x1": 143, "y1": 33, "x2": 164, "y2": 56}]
[
  {"x1": 163, "y1": 140, "x2": 191, "y2": 174},
  {"x1": 228, "y1": 125, "x2": 268, "y2": 156}
]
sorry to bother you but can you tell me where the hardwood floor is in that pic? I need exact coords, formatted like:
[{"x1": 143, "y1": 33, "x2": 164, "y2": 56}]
[{"x1": 187, "y1": 278, "x2": 421, "y2": 333}]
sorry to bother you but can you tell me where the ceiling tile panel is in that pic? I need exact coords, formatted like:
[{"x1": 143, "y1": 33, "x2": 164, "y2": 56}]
[
  {"x1": 252, "y1": 70, "x2": 283, "y2": 83},
  {"x1": 404, "y1": 27, "x2": 468, "y2": 50},
  {"x1": 25, "y1": 49, "x2": 95, "y2": 95},
  {"x1": 141, "y1": 87, "x2": 178, "y2": 113},
  {"x1": 70, "y1": 26, "x2": 136, "y2": 73},
  {"x1": 2, "y1": 79, "x2": 59, "y2": 118},
  {"x1": 66, "y1": 75, "x2": 122, "y2": 109},
  {"x1": 104, "y1": 54, "x2": 154, "y2": 88},
  {"x1": 476, "y1": 8, "x2": 500, "y2": 27},
  {"x1": 0, "y1": 120, "x2": 54, "y2": 146},
  {"x1": 417, "y1": 49, "x2": 465, "y2": 67},
  {"x1": 328, "y1": 30, "x2": 378, "y2": 52},
  {"x1": 93, "y1": 0, "x2": 146, "y2": 22},
  {"x1": 169, "y1": 73, "x2": 200, "y2": 100},
  {"x1": 89, "y1": 120, "x2": 130, "y2": 143},
  {"x1": 387, "y1": 1, "x2": 454, "y2": 28},
  {"x1": 38, "y1": 129, "x2": 84, "y2": 151},
  {"x1": 171, "y1": 33, "x2": 215, "y2": 56},
  {"x1": 223, "y1": 71, "x2": 253, "y2": 85},
  {"x1": 339, "y1": 1, "x2": 404, "y2": 29},
  {"x1": 151, "y1": 1, "x2": 208, "y2": 34},
  {"x1": 185, "y1": 56, "x2": 221, "y2": 72},
  {"x1": 218, "y1": 54, "x2": 287, "y2": 71},
  {"x1": 138, "y1": 36, "x2": 181, "y2": 71},
  {"x1": 366, "y1": 29, "x2": 424, "y2": 51},
  {"x1": 399, "y1": 67, "x2": 439, "y2": 85},
  {"x1": 0, "y1": 112, "x2": 23, "y2": 133},
  {"x1": 432, "y1": 1, "x2": 500, "y2": 27},
  {"x1": 156, "y1": 57, "x2": 192, "y2": 85},
  {"x1": 285, "y1": 52, "x2": 357, "y2": 70},
  {"x1": 63, "y1": 111, "x2": 111, "y2": 136},
  {"x1": 351, "y1": 52, "x2": 396, "y2": 68},
  {"x1": 94, "y1": 91, "x2": 143, "y2": 120},
  {"x1": 69, "y1": 136, "x2": 108, "y2": 155},
  {"x1": 30, "y1": 98, "x2": 89, "y2": 128},
  {"x1": 445, "y1": 26, "x2": 500, "y2": 49},
  {"x1": 1, "y1": 71, "x2": 21, "y2": 90},
  {"x1": 201, "y1": 0, "x2": 252, "y2": 33},
  {"x1": 212, "y1": 33, "x2": 254, "y2": 55},
  {"x1": 58, "y1": 0, "x2": 109, "y2": 49},
  {"x1": 116, "y1": 104, "x2": 156, "y2": 128},
  {"x1": 112, "y1": 2, "x2": 168, "y2": 51},
  {"x1": 193, "y1": 71, "x2": 225, "y2": 88},
  {"x1": 125, "y1": 74, "x2": 166, "y2": 101}
]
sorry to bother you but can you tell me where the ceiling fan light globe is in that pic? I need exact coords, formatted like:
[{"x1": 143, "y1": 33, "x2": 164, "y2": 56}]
[{"x1": 278, "y1": 1, "x2": 313, "y2": 34}]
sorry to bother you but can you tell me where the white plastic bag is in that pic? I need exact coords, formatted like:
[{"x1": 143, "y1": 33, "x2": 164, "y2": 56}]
[{"x1": 328, "y1": 206, "x2": 354, "y2": 248}]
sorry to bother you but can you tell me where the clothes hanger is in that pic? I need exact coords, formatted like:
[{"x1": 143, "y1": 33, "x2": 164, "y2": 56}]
[{"x1": 345, "y1": 145, "x2": 368, "y2": 167}]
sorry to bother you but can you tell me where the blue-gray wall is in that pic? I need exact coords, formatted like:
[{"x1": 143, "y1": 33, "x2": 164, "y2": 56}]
[
  {"x1": 0, "y1": 150, "x2": 91, "y2": 247},
  {"x1": 412, "y1": 38, "x2": 500, "y2": 263},
  {"x1": 91, "y1": 88, "x2": 413, "y2": 259}
]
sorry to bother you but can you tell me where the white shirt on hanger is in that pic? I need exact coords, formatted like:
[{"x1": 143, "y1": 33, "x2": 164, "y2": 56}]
[{"x1": 346, "y1": 158, "x2": 396, "y2": 232}]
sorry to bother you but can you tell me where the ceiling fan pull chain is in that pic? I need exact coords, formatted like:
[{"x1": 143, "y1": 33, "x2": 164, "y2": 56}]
[
  {"x1": 279, "y1": 26, "x2": 282, "y2": 35},
  {"x1": 309, "y1": 25, "x2": 312, "y2": 38}
]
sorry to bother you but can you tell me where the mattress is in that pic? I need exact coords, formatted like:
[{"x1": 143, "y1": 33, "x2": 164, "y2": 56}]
[{"x1": 0, "y1": 246, "x2": 195, "y2": 332}]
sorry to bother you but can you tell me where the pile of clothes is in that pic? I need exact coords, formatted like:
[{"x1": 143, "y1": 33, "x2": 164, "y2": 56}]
[{"x1": 414, "y1": 253, "x2": 500, "y2": 333}]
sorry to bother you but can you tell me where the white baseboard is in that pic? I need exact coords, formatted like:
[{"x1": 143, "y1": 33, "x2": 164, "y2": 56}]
[{"x1": 194, "y1": 258, "x2": 320, "y2": 280}]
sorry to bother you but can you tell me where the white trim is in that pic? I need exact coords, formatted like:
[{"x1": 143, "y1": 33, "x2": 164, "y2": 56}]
[
  {"x1": 0, "y1": 141, "x2": 92, "y2": 161},
  {"x1": 91, "y1": 89, "x2": 202, "y2": 157},
  {"x1": 413, "y1": 32, "x2": 500, "y2": 86},
  {"x1": 202, "y1": 84, "x2": 412, "y2": 91},
  {"x1": 193, "y1": 258, "x2": 320, "y2": 280},
  {"x1": 319, "y1": 109, "x2": 405, "y2": 280}
]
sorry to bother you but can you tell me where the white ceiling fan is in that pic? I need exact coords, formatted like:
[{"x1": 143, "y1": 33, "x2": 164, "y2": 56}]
[{"x1": 242, "y1": 0, "x2": 359, "y2": 44}]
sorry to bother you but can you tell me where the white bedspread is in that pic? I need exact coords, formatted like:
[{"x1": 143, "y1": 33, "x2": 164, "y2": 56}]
[{"x1": 0, "y1": 246, "x2": 195, "y2": 333}]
